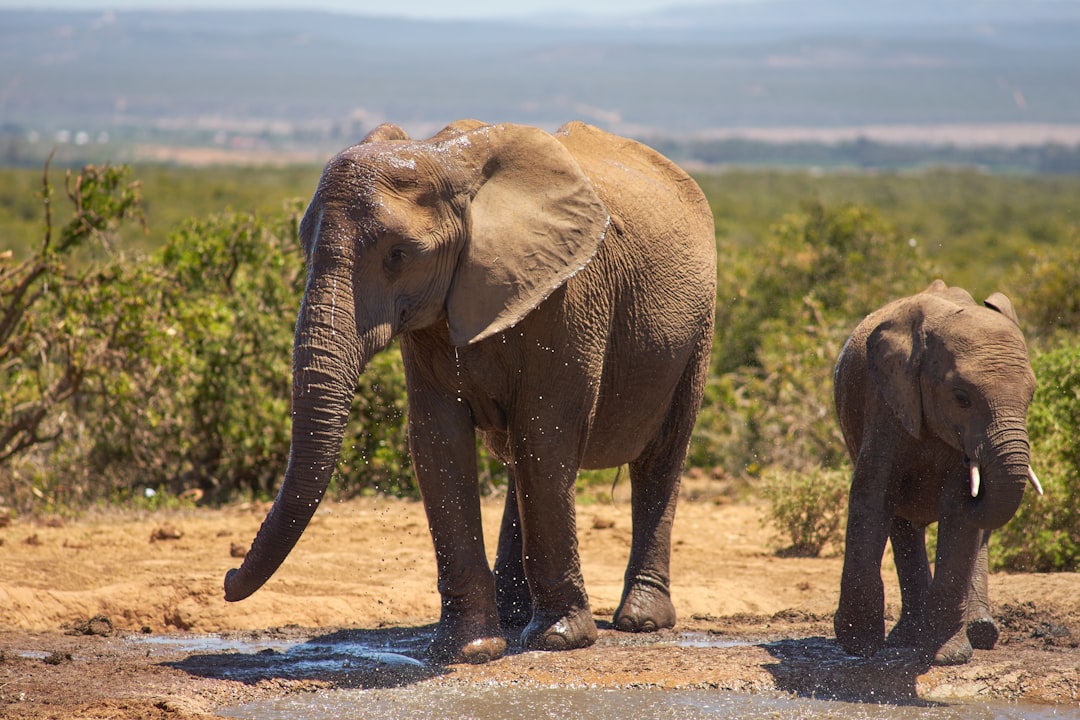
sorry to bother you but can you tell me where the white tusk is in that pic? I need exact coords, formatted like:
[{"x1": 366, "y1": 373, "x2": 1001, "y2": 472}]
[
  {"x1": 1027, "y1": 466, "x2": 1044, "y2": 496},
  {"x1": 970, "y1": 463, "x2": 981, "y2": 498}
]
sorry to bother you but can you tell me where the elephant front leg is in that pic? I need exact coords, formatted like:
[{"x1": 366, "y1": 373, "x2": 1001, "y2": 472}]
[
  {"x1": 410, "y1": 402, "x2": 505, "y2": 665},
  {"x1": 512, "y1": 444, "x2": 597, "y2": 652},
  {"x1": 965, "y1": 530, "x2": 999, "y2": 650},
  {"x1": 922, "y1": 516, "x2": 982, "y2": 665},
  {"x1": 834, "y1": 469, "x2": 891, "y2": 657}
]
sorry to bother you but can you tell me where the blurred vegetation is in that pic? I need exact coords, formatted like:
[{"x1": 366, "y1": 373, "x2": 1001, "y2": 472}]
[
  {"x1": 761, "y1": 466, "x2": 849, "y2": 558},
  {"x1": 0, "y1": 162, "x2": 1077, "y2": 571}
]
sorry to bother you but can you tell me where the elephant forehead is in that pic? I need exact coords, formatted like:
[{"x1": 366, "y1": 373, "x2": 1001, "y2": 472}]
[{"x1": 944, "y1": 331, "x2": 1032, "y2": 383}]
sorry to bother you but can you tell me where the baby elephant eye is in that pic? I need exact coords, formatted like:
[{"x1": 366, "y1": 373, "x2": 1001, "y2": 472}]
[{"x1": 953, "y1": 389, "x2": 972, "y2": 409}]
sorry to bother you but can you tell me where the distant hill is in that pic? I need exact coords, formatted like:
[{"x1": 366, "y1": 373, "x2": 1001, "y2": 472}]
[{"x1": 1, "y1": 2, "x2": 1079, "y2": 164}]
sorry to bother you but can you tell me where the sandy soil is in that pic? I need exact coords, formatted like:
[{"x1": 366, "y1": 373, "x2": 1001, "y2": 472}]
[{"x1": 1, "y1": 479, "x2": 1077, "y2": 719}]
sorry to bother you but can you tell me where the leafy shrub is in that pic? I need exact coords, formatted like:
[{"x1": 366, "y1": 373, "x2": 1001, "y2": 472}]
[
  {"x1": 337, "y1": 343, "x2": 413, "y2": 497},
  {"x1": 762, "y1": 466, "x2": 849, "y2": 557},
  {"x1": 0, "y1": 161, "x2": 147, "y2": 507},
  {"x1": 0, "y1": 162, "x2": 475, "y2": 511},
  {"x1": 993, "y1": 340, "x2": 1080, "y2": 572},
  {"x1": 712, "y1": 201, "x2": 931, "y2": 375},
  {"x1": 1015, "y1": 239, "x2": 1080, "y2": 343},
  {"x1": 95, "y1": 206, "x2": 306, "y2": 501},
  {"x1": 693, "y1": 201, "x2": 931, "y2": 476}
]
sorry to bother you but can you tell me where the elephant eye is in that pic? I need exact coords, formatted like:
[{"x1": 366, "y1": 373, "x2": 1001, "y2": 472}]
[
  {"x1": 953, "y1": 388, "x2": 972, "y2": 409},
  {"x1": 383, "y1": 244, "x2": 409, "y2": 274}
]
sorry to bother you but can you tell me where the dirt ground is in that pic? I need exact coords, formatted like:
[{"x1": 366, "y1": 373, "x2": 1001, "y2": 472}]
[{"x1": 1, "y1": 477, "x2": 1078, "y2": 719}]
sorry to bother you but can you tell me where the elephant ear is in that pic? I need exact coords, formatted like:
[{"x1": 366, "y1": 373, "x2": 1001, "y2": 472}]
[
  {"x1": 866, "y1": 303, "x2": 926, "y2": 439},
  {"x1": 984, "y1": 292, "x2": 1021, "y2": 326},
  {"x1": 444, "y1": 123, "x2": 610, "y2": 346},
  {"x1": 361, "y1": 123, "x2": 411, "y2": 143},
  {"x1": 923, "y1": 278, "x2": 976, "y2": 307}
]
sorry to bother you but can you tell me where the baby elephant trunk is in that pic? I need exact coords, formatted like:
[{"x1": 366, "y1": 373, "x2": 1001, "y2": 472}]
[{"x1": 965, "y1": 429, "x2": 1031, "y2": 531}]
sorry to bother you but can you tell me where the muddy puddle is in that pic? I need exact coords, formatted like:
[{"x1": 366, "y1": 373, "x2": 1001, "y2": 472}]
[
  {"x1": 138, "y1": 631, "x2": 1079, "y2": 720},
  {"x1": 220, "y1": 686, "x2": 1072, "y2": 720}
]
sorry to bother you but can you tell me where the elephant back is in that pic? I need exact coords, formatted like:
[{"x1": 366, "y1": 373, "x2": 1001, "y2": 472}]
[{"x1": 553, "y1": 121, "x2": 715, "y2": 258}]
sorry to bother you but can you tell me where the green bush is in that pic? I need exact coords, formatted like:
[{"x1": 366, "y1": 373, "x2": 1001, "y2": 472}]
[
  {"x1": 993, "y1": 340, "x2": 1080, "y2": 572},
  {"x1": 0, "y1": 161, "x2": 147, "y2": 507},
  {"x1": 762, "y1": 466, "x2": 849, "y2": 557},
  {"x1": 337, "y1": 343, "x2": 413, "y2": 497},
  {"x1": 1, "y1": 162, "x2": 1076, "y2": 541},
  {"x1": 1015, "y1": 239, "x2": 1080, "y2": 343},
  {"x1": 98, "y1": 206, "x2": 306, "y2": 501},
  {"x1": 693, "y1": 201, "x2": 931, "y2": 476},
  {"x1": 0, "y1": 164, "x2": 411, "y2": 509}
]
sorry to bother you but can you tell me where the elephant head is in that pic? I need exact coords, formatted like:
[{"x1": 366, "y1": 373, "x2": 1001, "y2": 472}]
[
  {"x1": 865, "y1": 281, "x2": 1037, "y2": 530},
  {"x1": 223, "y1": 122, "x2": 610, "y2": 602}
]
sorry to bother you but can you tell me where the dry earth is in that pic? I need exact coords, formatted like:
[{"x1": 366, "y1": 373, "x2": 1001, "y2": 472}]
[{"x1": 1, "y1": 478, "x2": 1077, "y2": 719}]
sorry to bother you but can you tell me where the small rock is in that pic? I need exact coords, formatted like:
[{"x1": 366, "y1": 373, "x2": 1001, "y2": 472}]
[
  {"x1": 150, "y1": 524, "x2": 183, "y2": 542},
  {"x1": 43, "y1": 651, "x2": 72, "y2": 665},
  {"x1": 67, "y1": 614, "x2": 114, "y2": 637},
  {"x1": 230, "y1": 542, "x2": 248, "y2": 559}
]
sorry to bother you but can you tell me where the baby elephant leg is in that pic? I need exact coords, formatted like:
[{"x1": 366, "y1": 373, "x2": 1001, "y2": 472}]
[{"x1": 965, "y1": 530, "x2": 1000, "y2": 650}]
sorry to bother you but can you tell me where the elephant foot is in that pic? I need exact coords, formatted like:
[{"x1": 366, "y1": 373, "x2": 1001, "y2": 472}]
[
  {"x1": 613, "y1": 579, "x2": 676, "y2": 633},
  {"x1": 966, "y1": 616, "x2": 999, "y2": 650},
  {"x1": 520, "y1": 605, "x2": 597, "y2": 652},
  {"x1": 428, "y1": 607, "x2": 506, "y2": 665}
]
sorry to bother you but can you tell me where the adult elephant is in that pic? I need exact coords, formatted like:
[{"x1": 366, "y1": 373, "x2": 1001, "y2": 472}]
[
  {"x1": 223, "y1": 120, "x2": 717, "y2": 665},
  {"x1": 833, "y1": 280, "x2": 1040, "y2": 665}
]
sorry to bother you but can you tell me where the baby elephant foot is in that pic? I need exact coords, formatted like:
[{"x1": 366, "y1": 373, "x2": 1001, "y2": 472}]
[
  {"x1": 428, "y1": 609, "x2": 507, "y2": 665},
  {"x1": 928, "y1": 629, "x2": 974, "y2": 666},
  {"x1": 614, "y1": 579, "x2": 676, "y2": 633},
  {"x1": 966, "y1": 615, "x2": 999, "y2": 650},
  {"x1": 520, "y1": 605, "x2": 598, "y2": 652}
]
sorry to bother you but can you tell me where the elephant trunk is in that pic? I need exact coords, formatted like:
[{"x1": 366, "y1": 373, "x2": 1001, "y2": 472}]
[
  {"x1": 224, "y1": 275, "x2": 380, "y2": 602},
  {"x1": 965, "y1": 423, "x2": 1031, "y2": 531}
]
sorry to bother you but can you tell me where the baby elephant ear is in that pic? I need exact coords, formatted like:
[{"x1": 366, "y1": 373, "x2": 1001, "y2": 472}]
[
  {"x1": 361, "y1": 123, "x2": 411, "y2": 143},
  {"x1": 984, "y1": 292, "x2": 1021, "y2": 326},
  {"x1": 866, "y1": 308, "x2": 925, "y2": 439},
  {"x1": 445, "y1": 123, "x2": 609, "y2": 346}
]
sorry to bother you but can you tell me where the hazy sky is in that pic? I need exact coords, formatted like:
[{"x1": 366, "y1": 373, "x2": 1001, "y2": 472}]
[{"x1": 0, "y1": 0, "x2": 735, "y2": 20}]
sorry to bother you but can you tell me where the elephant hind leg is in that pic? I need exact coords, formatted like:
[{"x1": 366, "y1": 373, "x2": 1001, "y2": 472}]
[
  {"x1": 493, "y1": 470, "x2": 531, "y2": 629},
  {"x1": 614, "y1": 335, "x2": 710, "y2": 633},
  {"x1": 885, "y1": 516, "x2": 932, "y2": 648},
  {"x1": 966, "y1": 618, "x2": 999, "y2": 651},
  {"x1": 615, "y1": 449, "x2": 679, "y2": 632}
]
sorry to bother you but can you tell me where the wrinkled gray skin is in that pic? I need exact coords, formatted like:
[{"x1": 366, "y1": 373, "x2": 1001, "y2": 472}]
[
  {"x1": 223, "y1": 120, "x2": 717, "y2": 665},
  {"x1": 833, "y1": 280, "x2": 1037, "y2": 666}
]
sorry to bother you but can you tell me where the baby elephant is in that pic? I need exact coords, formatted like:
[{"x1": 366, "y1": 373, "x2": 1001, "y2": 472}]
[{"x1": 833, "y1": 280, "x2": 1040, "y2": 665}]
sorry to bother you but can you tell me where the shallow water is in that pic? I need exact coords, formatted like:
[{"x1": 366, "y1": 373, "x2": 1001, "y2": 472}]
[
  {"x1": 221, "y1": 686, "x2": 1074, "y2": 720},
  {"x1": 139, "y1": 633, "x2": 1078, "y2": 720}
]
